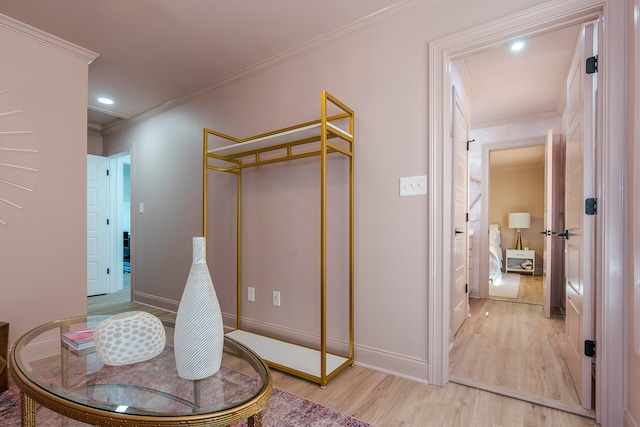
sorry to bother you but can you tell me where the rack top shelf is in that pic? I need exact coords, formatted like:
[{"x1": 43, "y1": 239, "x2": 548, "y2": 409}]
[{"x1": 207, "y1": 122, "x2": 352, "y2": 158}]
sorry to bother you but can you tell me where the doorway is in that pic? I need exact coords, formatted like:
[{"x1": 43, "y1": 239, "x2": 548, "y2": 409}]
[
  {"x1": 447, "y1": 24, "x2": 584, "y2": 414},
  {"x1": 428, "y1": 2, "x2": 626, "y2": 423},
  {"x1": 86, "y1": 152, "x2": 131, "y2": 302},
  {"x1": 487, "y1": 145, "x2": 546, "y2": 306},
  {"x1": 450, "y1": 136, "x2": 582, "y2": 414}
]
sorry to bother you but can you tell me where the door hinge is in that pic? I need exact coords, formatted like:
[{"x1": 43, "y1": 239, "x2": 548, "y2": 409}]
[
  {"x1": 586, "y1": 56, "x2": 598, "y2": 74},
  {"x1": 585, "y1": 340, "x2": 596, "y2": 357},
  {"x1": 466, "y1": 213, "x2": 469, "y2": 222},
  {"x1": 106, "y1": 169, "x2": 110, "y2": 176},
  {"x1": 585, "y1": 198, "x2": 597, "y2": 215},
  {"x1": 106, "y1": 218, "x2": 110, "y2": 225},
  {"x1": 465, "y1": 284, "x2": 468, "y2": 294},
  {"x1": 107, "y1": 268, "x2": 110, "y2": 275}
]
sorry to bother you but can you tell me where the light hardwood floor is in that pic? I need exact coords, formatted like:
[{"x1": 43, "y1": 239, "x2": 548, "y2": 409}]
[
  {"x1": 87, "y1": 281, "x2": 597, "y2": 426},
  {"x1": 489, "y1": 273, "x2": 544, "y2": 305}
]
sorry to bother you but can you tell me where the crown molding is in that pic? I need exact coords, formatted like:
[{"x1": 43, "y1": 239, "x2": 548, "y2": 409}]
[
  {"x1": 0, "y1": 13, "x2": 98, "y2": 64},
  {"x1": 88, "y1": 104, "x2": 132, "y2": 120},
  {"x1": 87, "y1": 123, "x2": 102, "y2": 133},
  {"x1": 102, "y1": 0, "x2": 435, "y2": 135},
  {"x1": 471, "y1": 110, "x2": 561, "y2": 131}
]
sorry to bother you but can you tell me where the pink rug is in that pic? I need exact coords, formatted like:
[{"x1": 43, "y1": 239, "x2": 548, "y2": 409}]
[{"x1": 1, "y1": 380, "x2": 373, "y2": 427}]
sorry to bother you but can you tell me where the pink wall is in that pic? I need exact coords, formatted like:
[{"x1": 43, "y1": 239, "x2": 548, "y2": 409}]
[{"x1": 0, "y1": 16, "x2": 95, "y2": 351}]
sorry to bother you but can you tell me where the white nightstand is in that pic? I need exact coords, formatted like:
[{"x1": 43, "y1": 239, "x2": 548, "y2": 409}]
[{"x1": 505, "y1": 249, "x2": 535, "y2": 275}]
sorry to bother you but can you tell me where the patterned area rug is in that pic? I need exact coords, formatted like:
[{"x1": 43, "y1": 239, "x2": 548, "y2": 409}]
[
  {"x1": 0, "y1": 382, "x2": 372, "y2": 427},
  {"x1": 489, "y1": 273, "x2": 521, "y2": 298}
]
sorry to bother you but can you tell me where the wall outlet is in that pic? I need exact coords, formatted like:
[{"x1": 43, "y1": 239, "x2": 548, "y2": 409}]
[
  {"x1": 248, "y1": 287, "x2": 255, "y2": 302},
  {"x1": 272, "y1": 291, "x2": 281, "y2": 307}
]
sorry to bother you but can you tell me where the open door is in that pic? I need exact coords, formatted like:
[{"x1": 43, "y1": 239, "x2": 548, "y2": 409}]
[
  {"x1": 562, "y1": 21, "x2": 597, "y2": 409},
  {"x1": 542, "y1": 129, "x2": 553, "y2": 318},
  {"x1": 87, "y1": 154, "x2": 109, "y2": 296},
  {"x1": 451, "y1": 87, "x2": 469, "y2": 337}
]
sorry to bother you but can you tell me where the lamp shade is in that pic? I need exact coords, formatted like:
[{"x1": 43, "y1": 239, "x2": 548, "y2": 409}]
[{"x1": 508, "y1": 212, "x2": 530, "y2": 229}]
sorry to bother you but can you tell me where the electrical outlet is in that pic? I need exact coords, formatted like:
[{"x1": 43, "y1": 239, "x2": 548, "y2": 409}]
[
  {"x1": 272, "y1": 291, "x2": 281, "y2": 307},
  {"x1": 248, "y1": 287, "x2": 255, "y2": 302}
]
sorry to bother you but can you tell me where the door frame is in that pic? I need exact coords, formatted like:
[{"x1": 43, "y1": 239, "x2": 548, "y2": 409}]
[
  {"x1": 427, "y1": 0, "x2": 625, "y2": 424},
  {"x1": 107, "y1": 152, "x2": 131, "y2": 294}
]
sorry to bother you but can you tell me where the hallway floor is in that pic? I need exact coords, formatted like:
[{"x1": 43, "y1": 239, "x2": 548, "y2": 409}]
[{"x1": 450, "y1": 296, "x2": 587, "y2": 416}]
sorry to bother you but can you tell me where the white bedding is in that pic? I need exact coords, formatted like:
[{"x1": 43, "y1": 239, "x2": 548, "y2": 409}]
[{"x1": 489, "y1": 224, "x2": 503, "y2": 282}]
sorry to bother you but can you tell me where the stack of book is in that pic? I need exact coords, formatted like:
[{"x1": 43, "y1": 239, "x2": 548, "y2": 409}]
[{"x1": 61, "y1": 327, "x2": 95, "y2": 350}]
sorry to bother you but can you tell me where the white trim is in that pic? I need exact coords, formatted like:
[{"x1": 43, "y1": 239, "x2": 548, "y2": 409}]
[
  {"x1": 223, "y1": 313, "x2": 430, "y2": 382},
  {"x1": 626, "y1": 409, "x2": 640, "y2": 427},
  {"x1": 596, "y1": 1, "x2": 625, "y2": 424},
  {"x1": 633, "y1": 0, "x2": 640, "y2": 360},
  {"x1": 0, "y1": 13, "x2": 98, "y2": 63},
  {"x1": 428, "y1": 1, "x2": 624, "y2": 425},
  {"x1": 451, "y1": 375, "x2": 596, "y2": 419},
  {"x1": 102, "y1": 0, "x2": 436, "y2": 134},
  {"x1": 471, "y1": 111, "x2": 561, "y2": 131}
]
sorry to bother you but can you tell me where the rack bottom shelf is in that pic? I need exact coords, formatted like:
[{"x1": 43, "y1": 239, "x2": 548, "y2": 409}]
[{"x1": 226, "y1": 329, "x2": 350, "y2": 384}]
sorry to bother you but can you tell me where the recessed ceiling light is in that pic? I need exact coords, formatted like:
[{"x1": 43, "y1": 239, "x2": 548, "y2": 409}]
[
  {"x1": 98, "y1": 97, "x2": 114, "y2": 105},
  {"x1": 511, "y1": 41, "x2": 525, "y2": 52}
]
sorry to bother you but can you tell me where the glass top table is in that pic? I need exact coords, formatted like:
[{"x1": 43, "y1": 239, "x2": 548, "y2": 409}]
[{"x1": 10, "y1": 315, "x2": 272, "y2": 426}]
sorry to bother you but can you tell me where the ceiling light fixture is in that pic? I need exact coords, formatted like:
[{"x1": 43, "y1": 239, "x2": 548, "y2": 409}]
[
  {"x1": 98, "y1": 97, "x2": 114, "y2": 105},
  {"x1": 510, "y1": 41, "x2": 525, "y2": 52}
]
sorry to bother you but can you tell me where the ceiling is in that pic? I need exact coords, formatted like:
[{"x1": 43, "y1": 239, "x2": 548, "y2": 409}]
[{"x1": 0, "y1": 1, "x2": 581, "y2": 135}]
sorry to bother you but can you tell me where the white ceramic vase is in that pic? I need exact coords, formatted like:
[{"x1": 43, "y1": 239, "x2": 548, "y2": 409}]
[
  {"x1": 174, "y1": 237, "x2": 225, "y2": 380},
  {"x1": 94, "y1": 311, "x2": 166, "y2": 366}
]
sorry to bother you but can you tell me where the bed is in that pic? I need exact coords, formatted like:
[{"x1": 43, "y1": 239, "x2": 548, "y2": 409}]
[{"x1": 489, "y1": 224, "x2": 503, "y2": 282}]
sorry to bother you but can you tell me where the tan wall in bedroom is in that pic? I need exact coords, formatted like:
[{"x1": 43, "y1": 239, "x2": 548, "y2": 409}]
[
  {"x1": 490, "y1": 164, "x2": 544, "y2": 274},
  {"x1": 0, "y1": 15, "x2": 95, "y2": 351}
]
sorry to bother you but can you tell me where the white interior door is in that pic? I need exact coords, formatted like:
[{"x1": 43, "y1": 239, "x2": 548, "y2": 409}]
[
  {"x1": 451, "y1": 87, "x2": 469, "y2": 337},
  {"x1": 87, "y1": 154, "x2": 109, "y2": 296},
  {"x1": 542, "y1": 129, "x2": 553, "y2": 318},
  {"x1": 562, "y1": 22, "x2": 596, "y2": 409}
]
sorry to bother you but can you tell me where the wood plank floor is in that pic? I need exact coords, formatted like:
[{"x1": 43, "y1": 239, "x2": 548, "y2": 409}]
[
  {"x1": 450, "y1": 298, "x2": 583, "y2": 407},
  {"x1": 489, "y1": 273, "x2": 544, "y2": 305},
  {"x1": 87, "y1": 281, "x2": 597, "y2": 426}
]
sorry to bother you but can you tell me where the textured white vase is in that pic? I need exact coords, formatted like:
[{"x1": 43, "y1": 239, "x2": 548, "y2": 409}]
[
  {"x1": 174, "y1": 237, "x2": 225, "y2": 380},
  {"x1": 94, "y1": 311, "x2": 166, "y2": 366}
]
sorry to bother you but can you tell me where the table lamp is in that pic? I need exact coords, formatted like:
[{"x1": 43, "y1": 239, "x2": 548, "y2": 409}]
[{"x1": 508, "y1": 212, "x2": 530, "y2": 250}]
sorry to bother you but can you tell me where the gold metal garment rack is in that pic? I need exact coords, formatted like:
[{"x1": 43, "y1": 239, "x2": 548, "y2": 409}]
[{"x1": 202, "y1": 91, "x2": 354, "y2": 387}]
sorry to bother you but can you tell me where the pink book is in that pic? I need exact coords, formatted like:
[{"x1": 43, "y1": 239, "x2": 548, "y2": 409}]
[{"x1": 61, "y1": 327, "x2": 94, "y2": 349}]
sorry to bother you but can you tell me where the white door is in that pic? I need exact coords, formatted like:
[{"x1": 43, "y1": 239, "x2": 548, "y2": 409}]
[
  {"x1": 87, "y1": 155, "x2": 109, "y2": 296},
  {"x1": 542, "y1": 129, "x2": 553, "y2": 319},
  {"x1": 562, "y1": 22, "x2": 597, "y2": 409},
  {"x1": 451, "y1": 88, "x2": 469, "y2": 336}
]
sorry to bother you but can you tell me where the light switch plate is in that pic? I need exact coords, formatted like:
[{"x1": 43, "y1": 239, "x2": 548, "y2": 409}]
[{"x1": 400, "y1": 175, "x2": 427, "y2": 196}]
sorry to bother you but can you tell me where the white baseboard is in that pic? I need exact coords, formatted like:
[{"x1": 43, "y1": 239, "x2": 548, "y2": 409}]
[
  {"x1": 625, "y1": 409, "x2": 640, "y2": 427},
  {"x1": 132, "y1": 291, "x2": 179, "y2": 313},
  {"x1": 223, "y1": 312, "x2": 430, "y2": 384}
]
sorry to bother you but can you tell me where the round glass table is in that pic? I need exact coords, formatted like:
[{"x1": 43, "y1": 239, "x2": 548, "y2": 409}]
[{"x1": 10, "y1": 315, "x2": 272, "y2": 426}]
